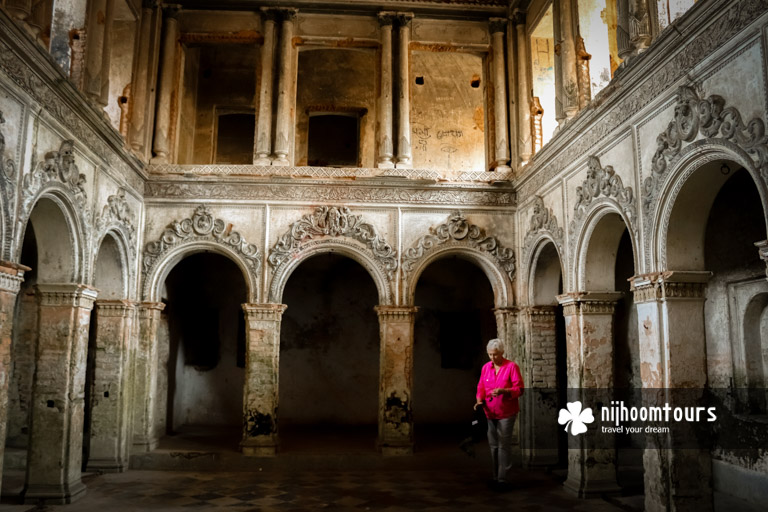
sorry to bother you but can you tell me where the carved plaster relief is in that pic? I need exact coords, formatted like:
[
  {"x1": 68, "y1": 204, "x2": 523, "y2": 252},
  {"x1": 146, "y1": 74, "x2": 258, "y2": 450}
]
[
  {"x1": 643, "y1": 85, "x2": 768, "y2": 214},
  {"x1": 0, "y1": 110, "x2": 16, "y2": 260},
  {"x1": 95, "y1": 187, "x2": 136, "y2": 242},
  {"x1": 402, "y1": 211, "x2": 516, "y2": 281},
  {"x1": 523, "y1": 195, "x2": 564, "y2": 268},
  {"x1": 22, "y1": 140, "x2": 89, "y2": 214},
  {"x1": 268, "y1": 205, "x2": 398, "y2": 276}
]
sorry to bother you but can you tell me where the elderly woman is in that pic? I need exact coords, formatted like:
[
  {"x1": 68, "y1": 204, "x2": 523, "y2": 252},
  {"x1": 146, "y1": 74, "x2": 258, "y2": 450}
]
[{"x1": 474, "y1": 338, "x2": 524, "y2": 490}]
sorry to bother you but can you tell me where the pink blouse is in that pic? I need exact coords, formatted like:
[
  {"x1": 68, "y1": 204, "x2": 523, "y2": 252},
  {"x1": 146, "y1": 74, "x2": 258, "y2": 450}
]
[{"x1": 476, "y1": 359, "x2": 524, "y2": 419}]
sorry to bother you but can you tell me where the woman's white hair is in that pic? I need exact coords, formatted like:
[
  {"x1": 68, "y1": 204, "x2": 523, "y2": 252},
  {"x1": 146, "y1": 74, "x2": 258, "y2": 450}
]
[{"x1": 486, "y1": 338, "x2": 504, "y2": 354}]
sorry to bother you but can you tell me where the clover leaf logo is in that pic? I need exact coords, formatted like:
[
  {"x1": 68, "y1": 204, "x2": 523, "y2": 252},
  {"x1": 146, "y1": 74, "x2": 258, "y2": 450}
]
[{"x1": 558, "y1": 401, "x2": 594, "y2": 436}]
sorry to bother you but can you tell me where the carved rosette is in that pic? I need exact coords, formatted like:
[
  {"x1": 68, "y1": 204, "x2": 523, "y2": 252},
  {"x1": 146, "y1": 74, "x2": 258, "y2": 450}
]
[
  {"x1": 570, "y1": 155, "x2": 635, "y2": 240},
  {"x1": 402, "y1": 211, "x2": 516, "y2": 281},
  {"x1": 95, "y1": 187, "x2": 136, "y2": 242},
  {"x1": 644, "y1": 85, "x2": 768, "y2": 214},
  {"x1": 142, "y1": 205, "x2": 261, "y2": 280},
  {"x1": 268, "y1": 205, "x2": 398, "y2": 276},
  {"x1": 523, "y1": 196, "x2": 564, "y2": 260},
  {"x1": 22, "y1": 140, "x2": 89, "y2": 215}
]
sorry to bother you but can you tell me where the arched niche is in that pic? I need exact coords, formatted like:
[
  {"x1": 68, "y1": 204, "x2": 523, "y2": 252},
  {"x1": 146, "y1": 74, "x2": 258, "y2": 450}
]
[
  {"x1": 268, "y1": 239, "x2": 393, "y2": 306},
  {"x1": 21, "y1": 195, "x2": 79, "y2": 284},
  {"x1": 575, "y1": 206, "x2": 637, "y2": 291},
  {"x1": 528, "y1": 238, "x2": 564, "y2": 305},
  {"x1": 93, "y1": 231, "x2": 127, "y2": 299}
]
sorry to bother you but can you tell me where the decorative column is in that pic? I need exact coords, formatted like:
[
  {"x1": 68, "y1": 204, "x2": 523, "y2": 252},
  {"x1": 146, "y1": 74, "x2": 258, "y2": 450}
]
[
  {"x1": 557, "y1": 291, "x2": 622, "y2": 498},
  {"x1": 376, "y1": 306, "x2": 417, "y2": 456},
  {"x1": 377, "y1": 12, "x2": 395, "y2": 169},
  {"x1": 395, "y1": 13, "x2": 413, "y2": 168},
  {"x1": 558, "y1": 0, "x2": 579, "y2": 120},
  {"x1": 131, "y1": 301, "x2": 165, "y2": 452},
  {"x1": 254, "y1": 8, "x2": 278, "y2": 165},
  {"x1": 505, "y1": 14, "x2": 519, "y2": 170},
  {"x1": 24, "y1": 284, "x2": 98, "y2": 504},
  {"x1": 575, "y1": 37, "x2": 591, "y2": 109},
  {"x1": 629, "y1": 0, "x2": 652, "y2": 54},
  {"x1": 6, "y1": 1, "x2": 32, "y2": 22},
  {"x1": 490, "y1": 18, "x2": 510, "y2": 171},
  {"x1": 150, "y1": 6, "x2": 180, "y2": 164},
  {"x1": 130, "y1": 3, "x2": 162, "y2": 154},
  {"x1": 83, "y1": 0, "x2": 114, "y2": 106},
  {"x1": 631, "y1": 272, "x2": 713, "y2": 512},
  {"x1": 241, "y1": 304, "x2": 286, "y2": 456},
  {"x1": 86, "y1": 300, "x2": 135, "y2": 473},
  {"x1": 514, "y1": 11, "x2": 532, "y2": 164},
  {"x1": 0, "y1": 262, "x2": 29, "y2": 497},
  {"x1": 49, "y1": 0, "x2": 89, "y2": 78},
  {"x1": 521, "y1": 306, "x2": 558, "y2": 466},
  {"x1": 755, "y1": 240, "x2": 768, "y2": 280},
  {"x1": 273, "y1": 9, "x2": 298, "y2": 166}
]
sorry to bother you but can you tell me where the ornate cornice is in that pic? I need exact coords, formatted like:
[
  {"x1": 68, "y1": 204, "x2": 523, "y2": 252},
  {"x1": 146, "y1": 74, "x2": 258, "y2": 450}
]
[
  {"x1": 630, "y1": 271, "x2": 711, "y2": 302},
  {"x1": 36, "y1": 283, "x2": 98, "y2": 309},
  {"x1": 643, "y1": 85, "x2": 768, "y2": 215},
  {"x1": 569, "y1": 155, "x2": 635, "y2": 239},
  {"x1": 268, "y1": 205, "x2": 397, "y2": 276},
  {"x1": 95, "y1": 187, "x2": 136, "y2": 242},
  {"x1": 242, "y1": 303, "x2": 287, "y2": 322},
  {"x1": 145, "y1": 181, "x2": 514, "y2": 206},
  {"x1": 142, "y1": 205, "x2": 261, "y2": 281},
  {"x1": 402, "y1": 211, "x2": 515, "y2": 281},
  {"x1": 556, "y1": 292, "x2": 622, "y2": 315},
  {"x1": 524, "y1": 305, "x2": 557, "y2": 317},
  {"x1": 517, "y1": 0, "x2": 768, "y2": 199},
  {"x1": 138, "y1": 301, "x2": 166, "y2": 318},
  {"x1": 0, "y1": 269, "x2": 24, "y2": 294},
  {"x1": 94, "y1": 299, "x2": 136, "y2": 316}
]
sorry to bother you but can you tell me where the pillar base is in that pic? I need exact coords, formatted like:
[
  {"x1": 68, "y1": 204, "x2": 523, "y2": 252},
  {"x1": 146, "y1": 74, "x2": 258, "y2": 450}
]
[
  {"x1": 395, "y1": 159, "x2": 411, "y2": 168},
  {"x1": 240, "y1": 437, "x2": 278, "y2": 457},
  {"x1": 272, "y1": 156, "x2": 289, "y2": 166},
  {"x1": 86, "y1": 459, "x2": 127, "y2": 473},
  {"x1": 23, "y1": 481, "x2": 86, "y2": 505},
  {"x1": 563, "y1": 476, "x2": 622, "y2": 498},
  {"x1": 149, "y1": 155, "x2": 169, "y2": 164},
  {"x1": 376, "y1": 159, "x2": 395, "y2": 169},
  {"x1": 378, "y1": 440, "x2": 413, "y2": 456},
  {"x1": 254, "y1": 157, "x2": 272, "y2": 166},
  {"x1": 132, "y1": 438, "x2": 159, "y2": 453}
]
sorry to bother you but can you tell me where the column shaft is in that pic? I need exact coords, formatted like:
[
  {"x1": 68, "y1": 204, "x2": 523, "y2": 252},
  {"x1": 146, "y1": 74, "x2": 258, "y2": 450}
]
[
  {"x1": 254, "y1": 9, "x2": 277, "y2": 165},
  {"x1": 557, "y1": 292, "x2": 622, "y2": 498},
  {"x1": 631, "y1": 272, "x2": 714, "y2": 512},
  {"x1": 558, "y1": 0, "x2": 579, "y2": 119},
  {"x1": 24, "y1": 284, "x2": 97, "y2": 504},
  {"x1": 505, "y1": 19, "x2": 519, "y2": 170},
  {"x1": 0, "y1": 262, "x2": 29, "y2": 497},
  {"x1": 150, "y1": 9, "x2": 180, "y2": 164},
  {"x1": 241, "y1": 304, "x2": 286, "y2": 456},
  {"x1": 395, "y1": 14, "x2": 413, "y2": 168},
  {"x1": 376, "y1": 306, "x2": 417, "y2": 455},
  {"x1": 514, "y1": 14, "x2": 532, "y2": 164},
  {"x1": 83, "y1": 0, "x2": 114, "y2": 106},
  {"x1": 129, "y1": 5, "x2": 162, "y2": 154},
  {"x1": 87, "y1": 300, "x2": 135, "y2": 473},
  {"x1": 49, "y1": 0, "x2": 89, "y2": 78},
  {"x1": 490, "y1": 19, "x2": 510, "y2": 171},
  {"x1": 273, "y1": 10, "x2": 297, "y2": 166},
  {"x1": 377, "y1": 13, "x2": 395, "y2": 168},
  {"x1": 132, "y1": 302, "x2": 165, "y2": 452}
]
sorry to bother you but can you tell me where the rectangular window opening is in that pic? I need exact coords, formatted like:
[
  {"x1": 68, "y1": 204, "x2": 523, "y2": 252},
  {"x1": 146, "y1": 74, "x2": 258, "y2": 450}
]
[{"x1": 308, "y1": 114, "x2": 359, "y2": 167}]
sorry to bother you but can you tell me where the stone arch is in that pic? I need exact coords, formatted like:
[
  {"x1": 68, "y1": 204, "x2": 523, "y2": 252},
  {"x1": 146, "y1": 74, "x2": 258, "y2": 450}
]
[
  {"x1": 267, "y1": 205, "x2": 397, "y2": 304},
  {"x1": 648, "y1": 141, "x2": 768, "y2": 271},
  {"x1": 269, "y1": 238, "x2": 392, "y2": 305},
  {"x1": 141, "y1": 205, "x2": 260, "y2": 302},
  {"x1": 527, "y1": 236, "x2": 564, "y2": 305},
  {"x1": 92, "y1": 230, "x2": 129, "y2": 300},
  {"x1": 16, "y1": 191, "x2": 84, "y2": 283},
  {"x1": 573, "y1": 202, "x2": 638, "y2": 291}
]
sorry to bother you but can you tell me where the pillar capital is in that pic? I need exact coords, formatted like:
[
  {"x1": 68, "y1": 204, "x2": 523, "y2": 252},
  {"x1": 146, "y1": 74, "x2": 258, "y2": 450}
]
[
  {"x1": 755, "y1": 240, "x2": 768, "y2": 279},
  {"x1": 162, "y1": 4, "x2": 181, "y2": 19},
  {"x1": 0, "y1": 261, "x2": 31, "y2": 294},
  {"x1": 276, "y1": 7, "x2": 298, "y2": 22},
  {"x1": 35, "y1": 284, "x2": 98, "y2": 309},
  {"x1": 395, "y1": 12, "x2": 414, "y2": 27},
  {"x1": 489, "y1": 17, "x2": 507, "y2": 34},
  {"x1": 374, "y1": 305, "x2": 418, "y2": 321},
  {"x1": 522, "y1": 305, "x2": 557, "y2": 316},
  {"x1": 378, "y1": 11, "x2": 397, "y2": 26},
  {"x1": 556, "y1": 291, "x2": 622, "y2": 315},
  {"x1": 94, "y1": 299, "x2": 137, "y2": 317},
  {"x1": 242, "y1": 303, "x2": 287, "y2": 322},
  {"x1": 259, "y1": 7, "x2": 281, "y2": 22},
  {"x1": 630, "y1": 271, "x2": 711, "y2": 303},
  {"x1": 138, "y1": 301, "x2": 166, "y2": 316},
  {"x1": 510, "y1": 10, "x2": 526, "y2": 26}
]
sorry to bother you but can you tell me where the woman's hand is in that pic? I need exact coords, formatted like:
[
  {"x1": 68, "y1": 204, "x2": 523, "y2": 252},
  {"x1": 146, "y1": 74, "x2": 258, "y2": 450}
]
[
  {"x1": 474, "y1": 400, "x2": 484, "y2": 411},
  {"x1": 491, "y1": 388, "x2": 507, "y2": 397}
]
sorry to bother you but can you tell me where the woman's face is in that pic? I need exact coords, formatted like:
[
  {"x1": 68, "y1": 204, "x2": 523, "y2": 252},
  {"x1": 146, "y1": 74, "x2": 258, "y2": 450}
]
[{"x1": 487, "y1": 348, "x2": 504, "y2": 366}]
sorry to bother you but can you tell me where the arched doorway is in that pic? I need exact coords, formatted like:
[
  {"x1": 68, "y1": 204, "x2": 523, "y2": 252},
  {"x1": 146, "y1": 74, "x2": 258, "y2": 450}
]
[
  {"x1": 526, "y1": 241, "x2": 566, "y2": 468},
  {"x1": 279, "y1": 253, "x2": 379, "y2": 451},
  {"x1": 412, "y1": 256, "x2": 496, "y2": 450},
  {"x1": 162, "y1": 252, "x2": 247, "y2": 448}
]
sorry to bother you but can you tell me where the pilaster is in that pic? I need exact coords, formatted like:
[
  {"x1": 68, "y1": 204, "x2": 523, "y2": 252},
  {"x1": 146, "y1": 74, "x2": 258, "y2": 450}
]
[
  {"x1": 131, "y1": 301, "x2": 165, "y2": 452},
  {"x1": 241, "y1": 303, "x2": 286, "y2": 456},
  {"x1": 557, "y1": 291, "x2": 622, "y2": 498},
  {"x1": 87, "y1": 300, "x2": 136, "y2": 473},
  {"x1": 375, "y1": 306, "x2": 417, "y2": 456},
  {"x1": 24, "y1": 283, "x2": 98, "y2": 504}
]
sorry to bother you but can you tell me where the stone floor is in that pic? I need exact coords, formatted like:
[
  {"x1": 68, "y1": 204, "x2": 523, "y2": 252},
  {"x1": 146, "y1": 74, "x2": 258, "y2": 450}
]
[{"x1": 0, "y1": 426, "x2": 761, "y2": 511}]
